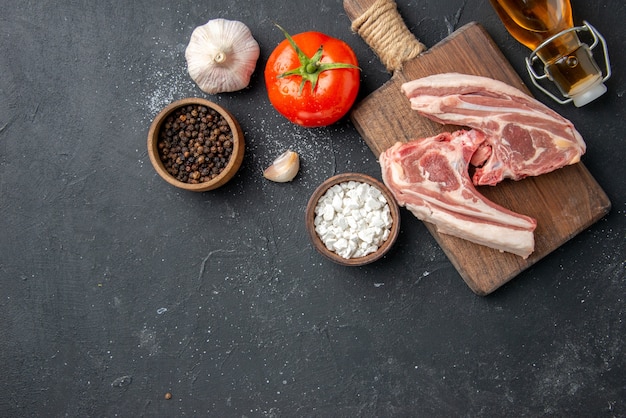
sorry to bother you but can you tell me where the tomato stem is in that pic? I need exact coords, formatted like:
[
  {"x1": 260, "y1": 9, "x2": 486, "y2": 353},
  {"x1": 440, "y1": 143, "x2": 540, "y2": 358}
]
[{"x1": 275, "y1": 24, "x2": 360, "y2": 94}]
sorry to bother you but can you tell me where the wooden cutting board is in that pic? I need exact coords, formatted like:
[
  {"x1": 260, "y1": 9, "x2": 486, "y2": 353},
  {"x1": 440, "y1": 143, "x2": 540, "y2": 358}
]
[{"x1": 344, "y1": 0, "x2": 611, "y2": 295}]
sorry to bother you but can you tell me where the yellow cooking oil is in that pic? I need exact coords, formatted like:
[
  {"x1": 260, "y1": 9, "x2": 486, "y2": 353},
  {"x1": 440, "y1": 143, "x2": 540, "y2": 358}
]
[{"x1": 490, "y1": 0, "x2": 608, "y2": 106}]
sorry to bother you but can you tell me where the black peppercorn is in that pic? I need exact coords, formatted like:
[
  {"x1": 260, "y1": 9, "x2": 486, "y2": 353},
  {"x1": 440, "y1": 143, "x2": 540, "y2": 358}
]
[{"x1": 157, "y1": 105, "x2": 234, "y2": 183}]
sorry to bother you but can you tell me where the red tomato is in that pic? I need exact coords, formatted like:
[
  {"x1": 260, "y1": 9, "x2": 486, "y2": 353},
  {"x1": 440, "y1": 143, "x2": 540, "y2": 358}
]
[{"x1": 265, "y1": 26, "x2": 360, "y2": 127}]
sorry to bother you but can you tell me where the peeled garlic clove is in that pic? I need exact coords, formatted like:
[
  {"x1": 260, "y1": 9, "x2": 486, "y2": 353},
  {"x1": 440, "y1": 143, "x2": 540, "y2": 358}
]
[
  {"x1": 263, "y1": 150, "x2": 300, "y2": 183},
  {"x1": 185, "y1": 19, "x2": 260, "y2": 94}
]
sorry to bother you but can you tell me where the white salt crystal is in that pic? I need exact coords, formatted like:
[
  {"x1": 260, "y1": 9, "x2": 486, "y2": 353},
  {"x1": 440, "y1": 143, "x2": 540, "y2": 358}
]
[{"x1": 313, "y1": 180, "x2": 394, "y2": 260}]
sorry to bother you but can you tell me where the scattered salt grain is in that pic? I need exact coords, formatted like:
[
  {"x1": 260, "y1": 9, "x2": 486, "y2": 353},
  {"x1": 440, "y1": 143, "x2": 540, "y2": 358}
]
[{"x1": 314, "y1": 181, "x2": 393, "y2": 259}]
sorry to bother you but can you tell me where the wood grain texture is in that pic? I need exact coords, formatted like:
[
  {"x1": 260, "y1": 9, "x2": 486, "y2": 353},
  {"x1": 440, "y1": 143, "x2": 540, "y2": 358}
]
[{"x1": 344, "y1": 3, "x2": 611, "y2": 294}]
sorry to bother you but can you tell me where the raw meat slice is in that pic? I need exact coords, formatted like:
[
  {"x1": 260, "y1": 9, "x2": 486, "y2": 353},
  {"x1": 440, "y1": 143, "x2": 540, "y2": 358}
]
[
  {"x1": 401, "y1": 73, "x2": 586, "y2": 186},
  {"x1": 380, "y1": 130, "x2": 537, "y2": 258}
]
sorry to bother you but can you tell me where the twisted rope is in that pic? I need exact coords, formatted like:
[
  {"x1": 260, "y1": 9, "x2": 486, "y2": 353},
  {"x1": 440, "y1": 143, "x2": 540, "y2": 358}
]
[{"x1": 351, "y1": 0, "x2": 426, "y2": 72}]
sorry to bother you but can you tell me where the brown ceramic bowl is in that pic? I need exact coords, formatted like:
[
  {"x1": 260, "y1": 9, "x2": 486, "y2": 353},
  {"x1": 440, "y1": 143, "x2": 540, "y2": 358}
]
[
  {"x1": 305, "y1": 173, "x2": 400, "y2": 266},
  {"x1": 147, "y1": 98, "x2": 245, "y2": 192}
]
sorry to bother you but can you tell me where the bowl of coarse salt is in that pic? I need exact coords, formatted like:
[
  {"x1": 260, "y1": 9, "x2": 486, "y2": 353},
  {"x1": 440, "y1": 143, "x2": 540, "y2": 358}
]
[{"x1": 305, "y1": 173, "x2": 400, "y2": 266}]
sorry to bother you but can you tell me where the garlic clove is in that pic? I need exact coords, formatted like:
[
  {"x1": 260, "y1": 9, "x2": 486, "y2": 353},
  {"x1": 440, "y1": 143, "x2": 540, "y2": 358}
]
[
  {"x1": 263, "y1": 150, "x2": 300, "y2": 183},
  {"x1": 185, "y1": 19, "x2": 260, "y2": 94}
]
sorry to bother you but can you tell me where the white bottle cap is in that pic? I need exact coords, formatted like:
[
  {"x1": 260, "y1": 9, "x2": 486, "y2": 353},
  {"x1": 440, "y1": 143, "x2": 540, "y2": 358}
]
[{"x1": 571, "y1": 82, "x2": 607, "y2": 107}]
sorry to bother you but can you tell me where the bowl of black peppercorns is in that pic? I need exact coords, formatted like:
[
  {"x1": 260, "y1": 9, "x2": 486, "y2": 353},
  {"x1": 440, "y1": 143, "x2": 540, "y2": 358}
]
[{"x1": 147, "y1": 98, "x2": 245, "y2": 191}]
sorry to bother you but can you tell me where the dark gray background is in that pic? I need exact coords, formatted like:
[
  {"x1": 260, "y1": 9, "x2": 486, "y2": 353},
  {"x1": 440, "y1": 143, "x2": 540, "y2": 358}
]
[{"x1": 1, "y1": 0, "x2": 624, "y2": 416}]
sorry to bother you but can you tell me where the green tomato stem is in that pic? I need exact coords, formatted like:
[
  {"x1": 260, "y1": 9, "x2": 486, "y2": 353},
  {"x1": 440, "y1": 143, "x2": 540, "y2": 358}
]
[{"x1": 275, "y1": 24, "x2": 360, "y2": 94}]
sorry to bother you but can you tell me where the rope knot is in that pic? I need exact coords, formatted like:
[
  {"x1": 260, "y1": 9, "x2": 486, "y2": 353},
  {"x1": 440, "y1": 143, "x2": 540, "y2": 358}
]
[{"x1": 351, "y1": 0, "x2": 426, "y2": 72}]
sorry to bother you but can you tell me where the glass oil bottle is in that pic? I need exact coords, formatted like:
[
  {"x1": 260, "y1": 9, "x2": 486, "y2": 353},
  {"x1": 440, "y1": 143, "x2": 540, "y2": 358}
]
[{"x1": 490, "y1": 0, "x2": 611, "y2": 106}]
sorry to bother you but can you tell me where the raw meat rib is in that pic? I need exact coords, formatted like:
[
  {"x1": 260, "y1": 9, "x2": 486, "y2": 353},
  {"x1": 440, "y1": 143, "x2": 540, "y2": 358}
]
[
  {"x1": 401, "y1": 73, "x2": 586, "y2": 186},
  {"x1": 380, "y1": 130, "x2": 537, "y2": 258}
]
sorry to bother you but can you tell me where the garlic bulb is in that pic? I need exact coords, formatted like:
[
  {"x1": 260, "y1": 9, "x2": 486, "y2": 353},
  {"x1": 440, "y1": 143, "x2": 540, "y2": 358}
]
[
  {"x1": 185, "y1": 19, "x2": 260, "y2": 94},
  {"x1": 263, "y1": 150, "x2": 300, "y2": 183}
]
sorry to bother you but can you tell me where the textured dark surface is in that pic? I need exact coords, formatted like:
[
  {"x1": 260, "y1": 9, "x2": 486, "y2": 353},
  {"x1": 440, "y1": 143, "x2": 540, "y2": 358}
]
[{"x1": 1, "y1": 0, "x2": 624, "y2": 416}]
